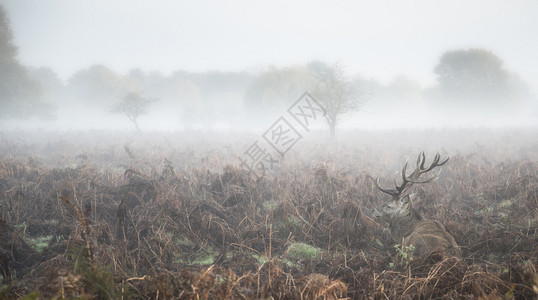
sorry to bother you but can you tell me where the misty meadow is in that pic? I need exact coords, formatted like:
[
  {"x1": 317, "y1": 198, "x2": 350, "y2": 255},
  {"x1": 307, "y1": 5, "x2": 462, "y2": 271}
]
[{"x1": 1, "y1": 1, "x2": 537, "y2": 299}]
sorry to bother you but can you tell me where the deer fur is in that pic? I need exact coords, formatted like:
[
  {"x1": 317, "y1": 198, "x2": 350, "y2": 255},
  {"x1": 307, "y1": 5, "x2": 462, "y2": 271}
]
[
  {"x1": 373, "y1": 193, "x2": 461, "y2": 257},
  {"x1": 373, "y1": 152, "x2": 461, "y2": 258}
]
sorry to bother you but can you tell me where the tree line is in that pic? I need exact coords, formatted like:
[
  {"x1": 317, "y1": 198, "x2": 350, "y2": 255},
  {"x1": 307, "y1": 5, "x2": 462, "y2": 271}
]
[{"x1": 1, "y1": 4, "x2": 534, "y2": 135}]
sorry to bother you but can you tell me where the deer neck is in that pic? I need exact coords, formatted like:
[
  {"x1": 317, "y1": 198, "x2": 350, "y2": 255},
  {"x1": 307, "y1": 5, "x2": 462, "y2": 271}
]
[{"x1": 389, "y1": 206, "x2": 423, "y2": 241}]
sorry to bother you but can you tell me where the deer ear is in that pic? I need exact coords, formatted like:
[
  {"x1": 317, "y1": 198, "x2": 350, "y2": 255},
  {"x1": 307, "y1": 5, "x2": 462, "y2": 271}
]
[{"x1": 400, "y1": 195, "x2": 410, "y2": 205}]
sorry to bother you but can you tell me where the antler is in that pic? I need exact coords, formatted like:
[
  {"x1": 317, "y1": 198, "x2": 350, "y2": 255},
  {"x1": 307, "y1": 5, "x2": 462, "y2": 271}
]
[{"x1": 375, "y1": 152, "x2": 448, "y2": 200}]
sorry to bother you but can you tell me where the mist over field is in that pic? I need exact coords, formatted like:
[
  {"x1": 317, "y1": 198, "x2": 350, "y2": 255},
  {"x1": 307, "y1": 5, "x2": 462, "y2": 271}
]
[
  {"x1": 0, "y1": 1, "x2": 537, "y2": 299},
  {"x1": 1, "y1": 0, "x2": 537, "y2": 132}
]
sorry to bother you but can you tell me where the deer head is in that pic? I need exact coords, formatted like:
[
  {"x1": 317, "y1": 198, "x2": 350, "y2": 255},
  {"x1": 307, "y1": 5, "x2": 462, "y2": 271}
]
[
  {"x1": 372, "y1": 152, "x2": 448, "y2": 221},
  {"x1": 371, "y1": 153, "x2": 461, "y2": 257}
]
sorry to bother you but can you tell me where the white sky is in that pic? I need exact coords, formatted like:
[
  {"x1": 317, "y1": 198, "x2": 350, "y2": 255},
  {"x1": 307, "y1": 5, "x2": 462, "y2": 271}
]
[{"x1": 2, "y1": 0, "x2": 538, "y2": 91}]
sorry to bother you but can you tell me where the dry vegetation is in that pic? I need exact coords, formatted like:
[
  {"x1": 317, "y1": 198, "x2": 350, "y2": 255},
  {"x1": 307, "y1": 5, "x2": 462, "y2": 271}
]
[{"x1": 0, "y1": 128, "x2": 537, "y2": 299}]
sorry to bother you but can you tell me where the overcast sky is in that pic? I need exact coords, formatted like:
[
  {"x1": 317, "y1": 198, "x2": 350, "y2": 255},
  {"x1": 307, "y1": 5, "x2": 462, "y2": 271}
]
[{"x1": 2, "y1": 0, "x2": 538, "y2": 92}]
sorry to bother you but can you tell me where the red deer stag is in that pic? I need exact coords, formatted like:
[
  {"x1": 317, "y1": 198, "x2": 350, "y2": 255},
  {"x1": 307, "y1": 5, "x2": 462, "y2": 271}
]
[{"x1": 373, "y1": 152, "x2": 461, "y2": 257}]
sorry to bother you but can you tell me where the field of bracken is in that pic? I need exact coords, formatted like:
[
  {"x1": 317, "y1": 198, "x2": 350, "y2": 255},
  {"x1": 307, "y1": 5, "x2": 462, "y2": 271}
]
[{"x1": 0, "y1": 128, "x2": 536, "y2": 299}]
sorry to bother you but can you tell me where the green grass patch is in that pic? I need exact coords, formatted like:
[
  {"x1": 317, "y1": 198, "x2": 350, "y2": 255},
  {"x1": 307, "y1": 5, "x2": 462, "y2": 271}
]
[
  {"x1": 262, "y1": 200, "x2": 279, "y2": 211},
  {"x1": 25, "y1": 235, "x2": 53, "y2": 252},
  {"x1": 285, "y1": 242, "x2": 321, "y2": 260},
  {"x1": 174, "y1": 235, "x2": 195, "y2": 247},
  {"x1": 174, "y1": 246, "x2": 217, "y2": 265},
  {"x1": 252, "y1": 253, "x2": 269, "y2": 265},
  {"x1": 14, "y1": 222, "x2": 27, "y2": 230}
]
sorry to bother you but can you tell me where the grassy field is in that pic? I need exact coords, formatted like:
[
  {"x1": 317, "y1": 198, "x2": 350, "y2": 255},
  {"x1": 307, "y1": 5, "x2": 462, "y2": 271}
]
[{"x1": 0, "y1": 128, "x2": 537, "y2": 299}]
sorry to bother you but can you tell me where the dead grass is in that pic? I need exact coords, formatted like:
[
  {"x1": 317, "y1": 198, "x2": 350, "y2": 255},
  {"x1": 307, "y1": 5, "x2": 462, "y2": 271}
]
[{"x1": 0, "y1": 129, "x2": 536, "y2": 299}]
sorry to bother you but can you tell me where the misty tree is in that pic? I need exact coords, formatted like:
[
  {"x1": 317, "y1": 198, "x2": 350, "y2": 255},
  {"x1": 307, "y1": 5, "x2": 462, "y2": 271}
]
[
  {"x1": 0, "y1": 4, "x2": 54, "y2": 119},
  {"x1": 109, "y1": 92, "x2": 156, "y2": 130},
  {"x1": 174, "y1": 70, "x2": 254, "y2": 100},
  {"x1": 68, "y1": 64, "x2": 128, "y2": 107},
  {"x1": 29, "y1": 67, "x2": 66, "y2": 104},
  {"x1": 432, "y1": 48, "x2": 532, "y2": 115},
  {"x1": 366, "y1": 76, "x2": 422, "y2": 116},
  {"x1": 244, "y1": 65, "x2": 316, "y2": 123},
  {"x1": 309, "y1": 61, "x2": 371, "y2": 139},
  {"x1": 174, "y1": 79, "x2": 202, "y2": 129},
  {"x1": 434, "y1": 48, "x2": 509, "y2": 97}
]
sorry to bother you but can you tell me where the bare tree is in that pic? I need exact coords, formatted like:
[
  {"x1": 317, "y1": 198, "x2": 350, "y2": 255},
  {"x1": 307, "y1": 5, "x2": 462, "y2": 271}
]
[
  {"x1": 109, "y1": 92, "x2": 155, "y2": 131},
  {"x1": 309, "y1": 62, "x2": 371, "y2": 139}
]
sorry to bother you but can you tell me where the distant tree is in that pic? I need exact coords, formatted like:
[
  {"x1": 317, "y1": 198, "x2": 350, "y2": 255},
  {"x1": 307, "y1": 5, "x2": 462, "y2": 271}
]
[
  {"x1": 175, "y1": 79, "x2": 202, "y2": 129},
  {"x1": 434, "y1": 48, "x2": 509, "y2": 97},
  {"x1": 366, "y1": 75, "x2": 422, "y2": 116},
  {"x1": 385, "y1": 76, "x2": 422, "y2": 99},
  {"x1": 308, "y1": 61, "x2": 371, "y2": 139},
  {"x1": 0, "y1": 4, "x2": 54, "y2": 119},
  {"x1": 174, "y1": 70, "x2": 254, "y2": 100},
  {"x1": 432, "y1": 48, "x2": 532, "y2": 115},
  {"x1": 123, "y1": 68, "x2": 146, "y2": 94},
  {"x1": 68, "y1": 64, "x2": 127, "y2": 107},
  {"x1": 244, "y1": 65, "x2": 316, "y2": 123},
  {"x1": 109, "y1": 92, "x2": 156, "y2": 130},
  {"x1": 29, "y1": 67, "x2": 64, "y2": 92},
  {"x1": 29, "y1": 67, "x2": 65, "y2": 103},
  {"x1": 170, "y1": 70, "x2": 253, "y2": 129}
]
